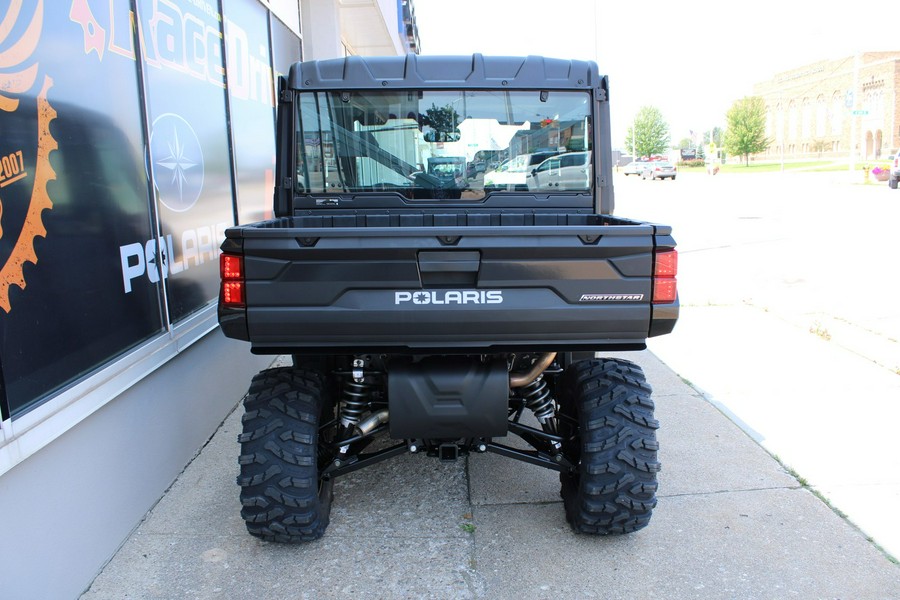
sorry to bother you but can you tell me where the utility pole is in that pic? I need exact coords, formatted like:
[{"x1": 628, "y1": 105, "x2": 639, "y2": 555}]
[
  {"x1": 632, "y1": 115, "x2": 636, "y2": 159},
  {"x1": 849, "y1": 52, "x2": 860, "y2": 171}
]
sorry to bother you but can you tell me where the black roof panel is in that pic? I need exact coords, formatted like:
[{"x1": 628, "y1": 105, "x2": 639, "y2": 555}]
[{"x1": 289, "y1": 53, "x2": 603, "y2": 91}]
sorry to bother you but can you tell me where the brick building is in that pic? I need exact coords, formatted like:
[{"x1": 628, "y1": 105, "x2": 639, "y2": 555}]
[{"x1": 753, "y1": 52, "x2": 900, "y2": 161}]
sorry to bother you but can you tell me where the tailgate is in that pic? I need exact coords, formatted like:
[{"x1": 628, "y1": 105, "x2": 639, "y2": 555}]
[{"x1": 222, "y1": 221, "x2": 674, "y2": 353}]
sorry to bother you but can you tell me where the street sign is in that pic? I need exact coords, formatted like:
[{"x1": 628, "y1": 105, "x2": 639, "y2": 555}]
[{"x1": 851, "y1": 109, "x2": 869, "y2": 116}]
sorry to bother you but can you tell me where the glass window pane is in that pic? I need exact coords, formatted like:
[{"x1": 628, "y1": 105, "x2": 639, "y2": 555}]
[
  {"x1": 295, "y1": 90, "x2": 592, "y2": 199},
  {"x1": 0, "y1": 3, "x2": 163, "y2": 416},
  {"x1": 224, "y1": 0, "x2": 277, "y2": 224},
  {"x1": 135, "y1": 0, "x2": 236, "y2": 323}
]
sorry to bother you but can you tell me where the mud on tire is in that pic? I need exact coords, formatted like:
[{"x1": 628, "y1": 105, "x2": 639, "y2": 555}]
[
  {"x1": 558, "y1": 358, "x2": 660, "y2": 534},
  {"x1": 237, "y1": 367, "x2": 335, "y2": 542}
]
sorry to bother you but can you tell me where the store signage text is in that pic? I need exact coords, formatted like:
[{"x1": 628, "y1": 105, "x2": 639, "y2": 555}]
[
  {"x1": 71, "y1": 0, "x2": 273, "y2": 104},
  {"x1": 119, "y1": 222, "x2": 227, "y2": 293}
]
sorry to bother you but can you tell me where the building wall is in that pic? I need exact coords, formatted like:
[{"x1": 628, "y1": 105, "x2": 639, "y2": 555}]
[
  {"x1": 0, "y1": 332, "x2": 273, "y2": 600},
  {"x1": 0, "y1": 0, "x2": 301, "y2": 597},
  {"x1": 753, "y1": 52, "x2": 900, "y2": 161},
  {"x1": 301, "y1": 0, "x2": 420, "y2": 59}
]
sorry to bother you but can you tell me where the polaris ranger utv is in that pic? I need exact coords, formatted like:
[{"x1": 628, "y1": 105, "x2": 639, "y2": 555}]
[{"x1": 218, "y1": 54, "x2": 678, "y2": 542}]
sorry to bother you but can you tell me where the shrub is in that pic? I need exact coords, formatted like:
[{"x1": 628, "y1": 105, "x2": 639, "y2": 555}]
[{"x1": 677, "y1": 159, "x2": 706, "y2": 168}]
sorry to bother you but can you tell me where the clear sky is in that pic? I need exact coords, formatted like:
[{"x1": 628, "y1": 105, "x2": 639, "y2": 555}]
[{"x1": 414, "y1": 0, "x2": 898, "y2": 150}]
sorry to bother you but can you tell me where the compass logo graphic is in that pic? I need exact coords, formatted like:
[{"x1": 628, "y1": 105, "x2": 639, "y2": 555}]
[{"x1": 148, "y1": 113, "x2": 204, "y2": 213}]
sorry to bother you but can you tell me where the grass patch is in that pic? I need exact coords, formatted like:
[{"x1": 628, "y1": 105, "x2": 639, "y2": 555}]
[{"x1": 717, "y1": 161, "x2": 847, "y2": 174}]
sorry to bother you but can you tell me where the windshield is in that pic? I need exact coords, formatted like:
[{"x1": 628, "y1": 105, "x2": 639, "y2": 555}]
[{"x1": 295, "y1": 90, "x2": 591, "y2": 200}]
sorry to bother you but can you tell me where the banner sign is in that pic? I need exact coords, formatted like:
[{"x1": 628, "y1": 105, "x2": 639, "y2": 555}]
[{"x1": 0, "y1": 0, "x2": 298, "y2": 418}]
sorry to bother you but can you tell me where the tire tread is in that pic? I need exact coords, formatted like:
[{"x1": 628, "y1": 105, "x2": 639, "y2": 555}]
[
  {"x1": 237, "y1": 367, "x2": 333, "y2": 543},
  {"x1": 559, "y1": 358, "x2": 660, "y2": 534}
]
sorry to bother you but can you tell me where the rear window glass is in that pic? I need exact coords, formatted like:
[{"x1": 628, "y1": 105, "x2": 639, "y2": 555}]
[{"x1": 295, "y1": 90, "x2": 592, "y2": 199}]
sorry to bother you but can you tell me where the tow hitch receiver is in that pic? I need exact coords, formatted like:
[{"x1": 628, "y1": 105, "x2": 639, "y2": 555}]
[{"x1": 438, "y1": 443, "x2": 459, "y2": 462}]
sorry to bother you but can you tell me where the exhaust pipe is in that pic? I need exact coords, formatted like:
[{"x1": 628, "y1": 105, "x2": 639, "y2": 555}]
[
  {"x1": 509, "y1": 352, "x2": 557, "y2": 388},
  {"x1": 355, "y1": 409, "x2": 389, "y2": 435}
]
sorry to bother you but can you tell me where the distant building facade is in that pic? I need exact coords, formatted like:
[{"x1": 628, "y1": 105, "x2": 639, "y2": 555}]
[{"x1": 753, "y1": 52, "x2": 900, "y2": 161}]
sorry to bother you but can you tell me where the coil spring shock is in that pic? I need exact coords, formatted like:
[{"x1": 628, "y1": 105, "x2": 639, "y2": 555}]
[
  {"x1": 521, "y1": 376, "x2": 554, "y2": 424},
  {"x1": 339, "y1": 379, "x2": 370, "y2": 428}
]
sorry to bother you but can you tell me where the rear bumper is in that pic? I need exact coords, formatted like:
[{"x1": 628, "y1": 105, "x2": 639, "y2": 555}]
[
  {"x1": 219, "y1": 218, "x2": 679, "y2": 354},
  {"x1": 221, "y1": 290, "x2": 678, "y2": 354}
]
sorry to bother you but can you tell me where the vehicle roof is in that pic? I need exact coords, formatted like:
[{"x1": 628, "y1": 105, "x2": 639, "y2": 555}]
[{"x1": 290, "y1": 54, "x2": 605, "y2": 93}]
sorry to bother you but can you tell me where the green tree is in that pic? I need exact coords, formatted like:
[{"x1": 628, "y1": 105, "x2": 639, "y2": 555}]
[
  {"x1": 422, "y1": 103, "x2": 461, "y2": 142},
  {"x1": 724, "y1": 96, "x2": 770, "y2": 166},
  {"x1": 624, "y1": 106, "x2": 670, "y2": 159}
]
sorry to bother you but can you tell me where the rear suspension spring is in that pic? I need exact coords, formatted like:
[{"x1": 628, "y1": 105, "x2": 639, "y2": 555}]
[
  {"x1": 340, "y1": 380, "x2": 371, "y2": 428},
  {"x1": 521, "y1": 376, "x2": 554, "y2": 424}
]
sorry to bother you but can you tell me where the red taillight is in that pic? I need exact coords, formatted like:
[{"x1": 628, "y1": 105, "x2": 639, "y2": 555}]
[
  {"x1": 222, "y1": 281, "x2": 244, "y2": 306},
  {"x1": 653, "y1": 249, "x2": 678, "y2": 304},
  {"x1": 220, "y1": 253, "x2": 245, "y2": 308},
  {"x1": 221, "y1": 254, "x2": 242, "y2": 279}
]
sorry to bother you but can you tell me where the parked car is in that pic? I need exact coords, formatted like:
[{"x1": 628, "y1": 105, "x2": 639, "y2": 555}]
[
  {"x1": 623, "y1": 160, "x2": 649, "y2": 176},
  {"x1": 427, "y1": 156, "x2": 467, "y2": 188},
  {"x1": 483, "y1": 151, "x2": 559, "y2": 191},
  {"x1": 466, "y1": 160, "x2": 487, "y2": 178},
  {"x1": 525, "y1": 151, "x2": 592, "y2": 191},
  {"x1": 642, "y1": 161, "x2": 677, "y2": 180}
]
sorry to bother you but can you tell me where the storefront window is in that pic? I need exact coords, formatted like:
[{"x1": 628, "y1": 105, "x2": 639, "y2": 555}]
[
  {"x1": 0, "y1": 0, "x2": 300, "y2": 421},
  {"x1": 0, "y1": 2, "x2": 163, "y2": 417},
  {"x1": 224, "y1": 0, "x2": 277, "y2": 224},
  {"x1": 269, "y1": 9, "x2": 303, "y2": 83},
  {"x1": 134, "y1": 0, "x2": 236, "y2": 323}
]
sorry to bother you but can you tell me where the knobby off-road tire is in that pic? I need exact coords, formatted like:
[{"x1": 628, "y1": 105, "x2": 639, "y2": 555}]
[
  {"x1": 559, "y1": 358, "x2": 660, "y2": 534},
  {"x1": 237, "y1": 367, "x2": 334, "y2": 542}
]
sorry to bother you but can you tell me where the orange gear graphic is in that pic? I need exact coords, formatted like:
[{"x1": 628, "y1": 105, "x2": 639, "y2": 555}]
[
  {"x1": 0, "y1": 0, "x2": 55, "y2": 313},
  {"x1": 0, "y1": 76, "x2": 56, "y2": 313}
]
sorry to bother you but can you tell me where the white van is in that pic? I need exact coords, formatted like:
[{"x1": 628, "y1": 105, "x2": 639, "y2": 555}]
[
  {"x1": 525, "y1": 151, "x2": 592, "y2": 191},
  {"x1": 483, "y1": 151, "x2": 559, "y2": 191}
]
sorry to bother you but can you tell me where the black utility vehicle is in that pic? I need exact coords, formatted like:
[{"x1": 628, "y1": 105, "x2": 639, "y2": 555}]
[{"x1": 218, "y1": 54, "x2": 678, "y2": 542}]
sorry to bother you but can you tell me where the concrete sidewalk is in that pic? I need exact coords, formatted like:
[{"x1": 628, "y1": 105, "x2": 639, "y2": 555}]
[
  {"x1": 650, "y1": 302, "x2": 900, "y2": 564},
  {"x1": 81, "y1": 351, "x2": 900, "y2": 599}
]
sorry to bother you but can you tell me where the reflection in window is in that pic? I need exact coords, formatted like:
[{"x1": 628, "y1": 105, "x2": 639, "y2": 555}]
[{"x1": 295, "y1": 90, "x2": 592, "y2": 199}]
